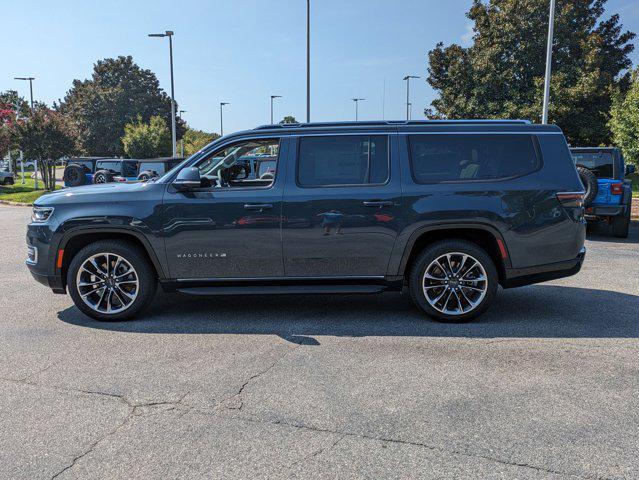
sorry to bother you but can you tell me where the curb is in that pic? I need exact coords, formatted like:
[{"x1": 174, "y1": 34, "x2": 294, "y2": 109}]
[{"x1": 0, "y1": 200, "x2": 32, "y2": 207}]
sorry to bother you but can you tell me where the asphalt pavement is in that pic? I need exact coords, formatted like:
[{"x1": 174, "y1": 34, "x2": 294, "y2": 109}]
[{"x1": 1, "y1": 204, "x2": 638, "y2": 479}]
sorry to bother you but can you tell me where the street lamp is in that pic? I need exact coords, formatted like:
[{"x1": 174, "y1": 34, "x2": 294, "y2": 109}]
[
  {"x1": 14, "y1": 77, "x2": 35, "y2": 108},
  {"x1": 403, "y1": 75, "x2": 419, "y2": 121},
  {"x1": 148, "y1": 30, "x2": 177, "y2": 157},
  {"x1": 351, "y1": 98, "x2": 365, "y2": 121},
  {"x1": 220, "y1": 102, "x2": 229, "y2": 136},
  {"x1": 178, "y1": 110, "x2": 186, "y2": 157},
  {"x1": 270, "y1": 95, "x2": 281, "y2": 124},
  {"x1": 306, "y1": 0, "x2": 311, "y2": 123},
  {"x1": 542, "y1": 0, "x2": 556, "y2": 124},
  {"x1": 408, "y1": 102, "x2": 412, "y2": 120}
]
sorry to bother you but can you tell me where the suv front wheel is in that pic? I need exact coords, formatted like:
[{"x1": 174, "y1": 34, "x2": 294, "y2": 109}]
[
  {"x1": 409, "y1": 240, "x2": 498, "y2": 322},
  {"x1": 67, "y1": 240, "x2": 157, "y2": 321}
]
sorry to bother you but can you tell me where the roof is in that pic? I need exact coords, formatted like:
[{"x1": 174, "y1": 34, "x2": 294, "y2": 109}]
[{"x1": 254, "y1": 119, "x2": 532, "y2": 130}]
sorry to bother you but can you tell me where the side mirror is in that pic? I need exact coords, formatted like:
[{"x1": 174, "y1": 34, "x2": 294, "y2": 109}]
[
  {"x1": 626, "y1": 164, "x2": 636, "y2": 176},
  {"x1": 173, "y1": 167, "x2": 202, "y2": 190}
]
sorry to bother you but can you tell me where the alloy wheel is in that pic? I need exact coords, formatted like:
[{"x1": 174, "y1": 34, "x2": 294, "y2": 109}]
[
  {"x1": 76, "y1": 253, "x2": 139, "y2": 314},
  {"x1": 422, "y1": 252, "x2": 488, "y2": 316}
]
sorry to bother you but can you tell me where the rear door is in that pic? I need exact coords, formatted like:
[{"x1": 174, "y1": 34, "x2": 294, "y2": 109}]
[{"x1": 281, "y1": 133, "x2": 402, "y2": 278}]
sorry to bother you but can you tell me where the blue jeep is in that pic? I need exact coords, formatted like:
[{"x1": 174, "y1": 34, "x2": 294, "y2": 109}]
[
  {"x1": 63, "y1": 158, "x2": 139, "y2": 187},
  {"x1": 571, "y1": 147, "x2": 635, "y2": 238}
]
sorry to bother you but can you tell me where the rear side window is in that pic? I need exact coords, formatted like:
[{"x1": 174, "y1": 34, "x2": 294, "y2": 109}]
[
  {"x1": 571, "y1": 152, "x2": 613, "y2": 178},
  {"x1": 408, "y1": 134, "x2": 540, "y2": 183},
  {"x1": 298, "y1": 135, "x2": 389, "y2": 187}
]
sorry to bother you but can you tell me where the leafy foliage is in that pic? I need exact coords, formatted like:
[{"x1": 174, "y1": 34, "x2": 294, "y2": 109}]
[
  {"x1": 280, "y1": 116, "x2": 298, "y2": 124},
  {"x1": 0, "y1": 90, "x2": 27, "y2": 161},
  {"x1": 59, "y1": 56, "x2": 185, "y2": 157},
  {"x1": 609, "y1": 69, "x2": 639, "y2": 165},
  {"x1": 122, "y1": 115, "x2": 172, "y2": 159},
  {"x1": 15, "y1": 105, "x2": 76, "y2": 190},
  {"x1": 426, "y1": 0, "x2": 635, "y2": 146},
  {"x1": 181, "y1": 128, "x2": 219, "y2": 156}
]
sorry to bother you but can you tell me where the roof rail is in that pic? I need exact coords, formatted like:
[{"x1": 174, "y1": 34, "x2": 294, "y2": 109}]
[{"x1": 254, "y1": 119, "x2": 531, "y2": 130}]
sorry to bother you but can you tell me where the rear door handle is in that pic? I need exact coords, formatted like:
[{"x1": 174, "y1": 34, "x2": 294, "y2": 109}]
[
  {"x1": 362, "y1": 200, "x2": 394, "y2": 207},
  {"x1": 244, "y1": 203, "x2": 274, "y2": 210}
]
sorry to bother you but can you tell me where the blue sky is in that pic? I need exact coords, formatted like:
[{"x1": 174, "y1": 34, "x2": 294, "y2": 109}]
[{"x1": 4, "y1": 0, "x2": 639, "y2": 134}]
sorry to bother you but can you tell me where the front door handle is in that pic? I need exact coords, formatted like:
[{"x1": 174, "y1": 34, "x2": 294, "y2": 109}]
[
  {"x1": 244, "y1": 203, "x2": 274, "y2": 211},
  {"x1": 362, "y1": 200, "x2": 394, "y2": 207}
]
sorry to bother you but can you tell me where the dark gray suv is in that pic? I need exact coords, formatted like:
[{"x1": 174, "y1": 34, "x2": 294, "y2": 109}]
[{"x1": 26, "y1": 120, "x2": 586, "y2": 322}]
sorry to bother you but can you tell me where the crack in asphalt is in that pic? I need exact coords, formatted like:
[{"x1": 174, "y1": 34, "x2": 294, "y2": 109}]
[
  {"x1": 289, "y1": 435, "x2": 345, "y2": 468},
  {"x1": 221, "y1": 414, "x2": 610, "y2": 480}
]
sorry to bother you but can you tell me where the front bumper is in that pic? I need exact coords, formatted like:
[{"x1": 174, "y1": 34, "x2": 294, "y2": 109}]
[
  {"x1": 502, "y1": 247, "x2": 586, "y2": 288},
  {"x1": 28, "y1": 270, "x2": 66, "y2": 294}
]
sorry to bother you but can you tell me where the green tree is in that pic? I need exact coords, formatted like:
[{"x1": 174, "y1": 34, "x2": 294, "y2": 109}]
[
  {"x1": 16, "y1": 105, "x2": 76, "y2": 190},
  {"x1": 0, "y1": 91, "x2": 28, "y2": 163},
  {"x1": 122, "y1": 115, "x2": 172, "y2": 159},
  {"x1": 280, "y1": 115, "x2": 298, "y2": 124},
  {"x1": 182, "y1": 128, "x2": 219, "y2": 156},
  {"x1": 426, "y1": 0, "x2": 635, "y2": 146},
  {"x1": 609, "y1": 68, "x2": 639, "y2": 165},
  {"x1": 59, "y1": 55, "x2": 185, "y2": 156}
]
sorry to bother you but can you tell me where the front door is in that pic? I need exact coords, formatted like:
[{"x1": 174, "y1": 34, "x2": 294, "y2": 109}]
[
  {"x1": 282, "y1": 134, "x2": 402, "y2": 277},
  {"x1": 162, "y1": 137, "x2": 288, "y2": 279}
]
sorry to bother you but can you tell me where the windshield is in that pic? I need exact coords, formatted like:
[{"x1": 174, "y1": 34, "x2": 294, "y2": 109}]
[{"x1": 572, "y1": 152, "x2": 614, "y2": 178}]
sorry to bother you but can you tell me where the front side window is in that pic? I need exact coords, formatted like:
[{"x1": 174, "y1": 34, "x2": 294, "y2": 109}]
[
  {"x1": 297, "y1": 135, "x2": 389, "y2": 187},
  {"x1": 195, "y1": 138, "x2": 280, "y2": 188},
  {"x1": 408, "y1": 134, "x2": 540, "y2": 184}
]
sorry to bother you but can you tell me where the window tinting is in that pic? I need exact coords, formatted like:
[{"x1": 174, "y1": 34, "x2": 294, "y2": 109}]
[
  {"x1": 297, "y1": 135, "x2": 389, "y2": 186},
  {"x1": 571, "y1": 152, "x2": 613, "y2": 178},
  {"x1": 408, "y1": 135, "x2": 540, "y2": 183}
]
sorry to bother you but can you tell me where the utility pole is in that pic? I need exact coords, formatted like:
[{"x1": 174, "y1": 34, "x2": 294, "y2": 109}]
[
  {"x1": 220, "y1": 102, "x2": 229, "y2": 136},
  {"x1": 352, "y1": 98, "x2": 365, "y2": 121},
  {"x1": 403, "y1": 75, "x2": 419, "y2": 121},
  {"x1": 148, "y1": 31, "x2": 177, "y2": 156},
  {"x1": 14, "y1": 77, "x2": 35, "y2": 108},
  {"x1": 542, "y1": 0, "x2": 556, "y2": 124},
  {"x1": 270, "y1": 95, "x2": 281, "y2": 124}
]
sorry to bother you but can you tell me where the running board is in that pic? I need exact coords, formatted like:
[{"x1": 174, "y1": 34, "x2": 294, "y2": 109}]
[{"x1": 177, "y1": 284, "x2": 386, "y2": 296}]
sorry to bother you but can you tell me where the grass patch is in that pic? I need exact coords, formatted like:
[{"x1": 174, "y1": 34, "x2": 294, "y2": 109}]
[{"x1": 0, "y1": 174, "x2": 61, "y2": 204}]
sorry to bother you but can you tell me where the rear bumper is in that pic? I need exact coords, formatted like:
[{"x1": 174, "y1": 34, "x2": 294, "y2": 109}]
[
  {"x1": 585, "y1": 204, "x2": 628, "y2": 218},
  {"x1": 502, "y1": 247, "x2": 586, "y2": 288}
]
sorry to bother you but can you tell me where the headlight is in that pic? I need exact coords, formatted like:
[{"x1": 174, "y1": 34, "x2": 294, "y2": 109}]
[{"x1": 31, "y1": 206, "x2": 54, "y2": 223}]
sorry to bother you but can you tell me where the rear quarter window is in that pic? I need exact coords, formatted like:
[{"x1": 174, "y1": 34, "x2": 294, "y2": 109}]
[{"x1": 408, "y1": 134, "x2": 541, "y2": 184}]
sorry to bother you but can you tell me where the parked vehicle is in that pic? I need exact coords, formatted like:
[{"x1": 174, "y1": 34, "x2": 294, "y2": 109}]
[
  {"x1": 137, "y1": 158, "x2": 184, "y2": 181},
  {"x1": 0, "y1": 170, "x2": 15, "y2": 186},
  {"x1": 63, "y1": 158, "x2": 138, "y2": 186},
  {"x1": 570, "y1": 147, "x2": 635, "y2": 238},
  {"x1": 27, "y1": 120, "x2": 586, "y2": 322}
]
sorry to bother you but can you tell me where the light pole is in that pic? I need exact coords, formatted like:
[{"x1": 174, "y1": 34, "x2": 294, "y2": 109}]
[
  {"x1": 14, "y1": 77, "x2": 35, "y2": 108},
  {"x1": 178, "y1": 110, "x2": 186, "y2": 157},
  {"x1": 352, "y1": 98, "x2": 365, "y2": 121},
  {"x1": 306, "y1": 0, "x2": 311, "y2": 123},
  {"x1": 403, "y1": 75, "x2": 419, "y2": 121},
  {"x1": 542, "y1": 0, "x2": 556, "y2": 124},
  {"x1": 220, "y1": 102, "x2": 229, "y2": 136},
  {"x1": 270, "y1": 95, "x2": 281, "y2": 124},
  {"x1": 408, "y1": 102, "x2": 412, "y2": 120},
  {"x1": 148, "y1": 31, "x2": 177, "y2": 157}
]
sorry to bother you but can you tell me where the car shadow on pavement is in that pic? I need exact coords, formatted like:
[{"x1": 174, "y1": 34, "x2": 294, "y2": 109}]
[
  {"x1": 57, "y1": 284, "x2": 639, "y2": 344},
  {"x1": 586, "y1": 220, "x2": 639, "y2": 244}
]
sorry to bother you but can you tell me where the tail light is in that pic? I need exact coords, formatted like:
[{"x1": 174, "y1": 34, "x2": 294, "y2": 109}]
[
  {"x1": 611, "y1": 183, "x2": 623, "y2": 195},
  {"x1": 556, "y1": 192, "x2": 585, "y2": 208}
]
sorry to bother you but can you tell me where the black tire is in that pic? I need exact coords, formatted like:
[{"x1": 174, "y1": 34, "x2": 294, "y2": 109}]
[
  {"x1": 67, "y1": 240, "x2": 157, "y2": 321},
  {"x1": 63, "y1": 164, "x2": 86, "y2": 187},
  {"x1": 93, "y1": 169, "x2": 114, "y2": 184},
  {"x1": 612, "y1": 208, "x2": 630, "y2": 238},
  {"x1": 3, "y1": 177, "x2": 14, "y2": 185},
  {"x1": 576, "y1": 166, "x2": 598, "y2": 206},
  {"x1": 409, "y1": 240, "x2": 499, "y2": 322}
]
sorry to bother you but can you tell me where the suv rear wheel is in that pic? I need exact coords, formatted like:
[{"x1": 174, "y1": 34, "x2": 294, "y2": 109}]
[
  {"x1": 612, "y1": 208, "x2": 630, "y2": 238},
  {"x1": 67, "y1": 240, "x2": 157, "y2": 321},
  {"x1": 409, "y1": 240, "x2": 498, "y2": 322}
]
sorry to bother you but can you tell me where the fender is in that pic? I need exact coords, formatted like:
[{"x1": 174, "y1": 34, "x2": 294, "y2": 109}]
[
  {"x1": 56, "y1": 225, "x2": 168, "y2": 280},
  {"x1": 392, "y1": 222, "x2": 511, "y2": 277}
]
